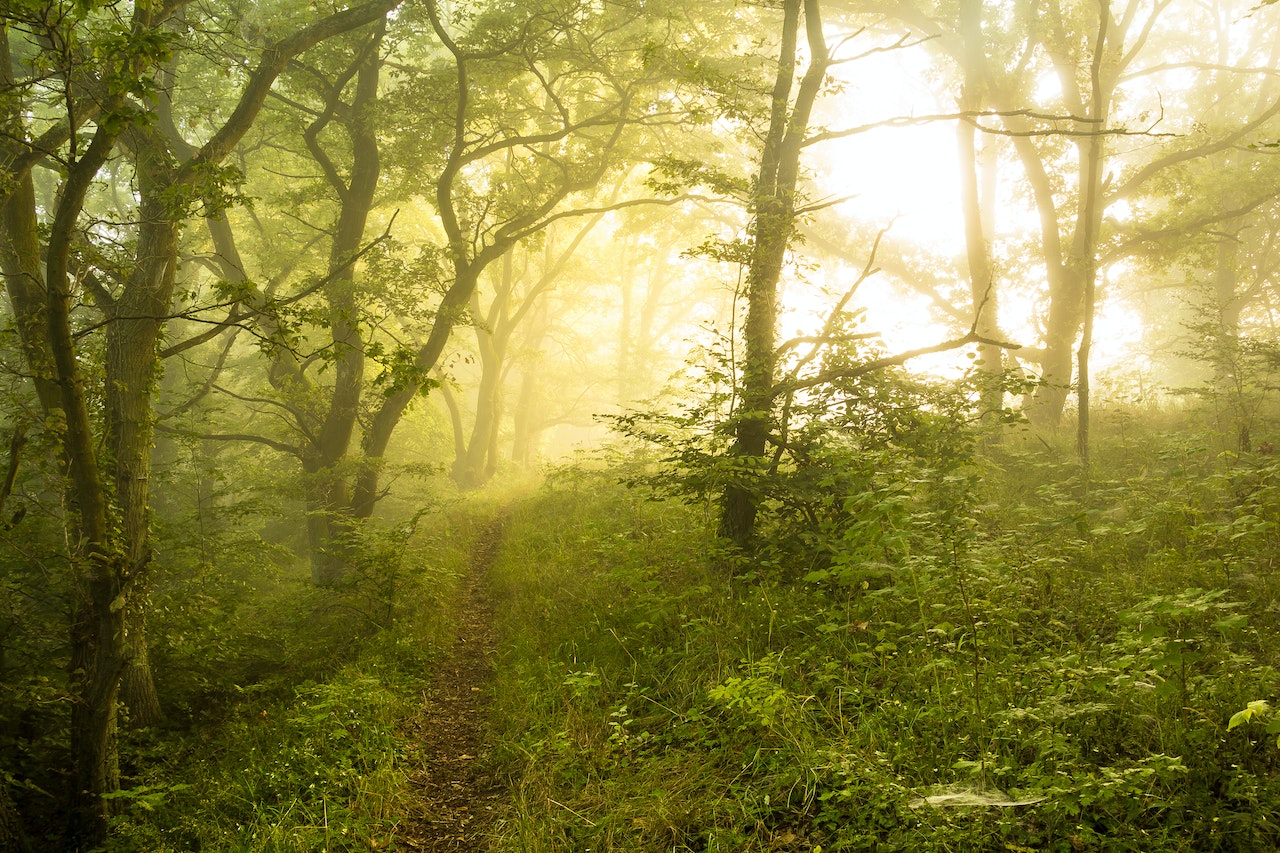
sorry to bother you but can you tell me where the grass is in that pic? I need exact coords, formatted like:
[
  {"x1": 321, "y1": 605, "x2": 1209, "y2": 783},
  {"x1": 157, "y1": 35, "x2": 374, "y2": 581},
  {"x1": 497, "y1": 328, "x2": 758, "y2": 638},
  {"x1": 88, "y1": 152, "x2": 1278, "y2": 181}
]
[
  {"x1": 93, "y1": 431, "x2": 1280, "y2": 851},
  {"x1": 103, "y1": 491, "x2": 506, "y2": 852},
  {"x1": 482, "y1": 441, "x2": 1280, "y2": 852}
]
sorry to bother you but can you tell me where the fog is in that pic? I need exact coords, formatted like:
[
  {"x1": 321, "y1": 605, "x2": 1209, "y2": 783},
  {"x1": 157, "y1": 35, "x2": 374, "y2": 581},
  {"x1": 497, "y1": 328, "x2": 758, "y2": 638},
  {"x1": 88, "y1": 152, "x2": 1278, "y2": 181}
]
[{"x1": 2, "y1": 0, "x2": 1280, "y2": 846}]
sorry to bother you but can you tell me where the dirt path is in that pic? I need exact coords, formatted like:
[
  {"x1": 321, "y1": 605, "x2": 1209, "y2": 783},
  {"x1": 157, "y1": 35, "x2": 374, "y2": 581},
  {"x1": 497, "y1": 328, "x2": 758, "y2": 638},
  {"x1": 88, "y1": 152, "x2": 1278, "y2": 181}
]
[{"x1": 395, "y1": 516, "x2": 505, "y2": 851}]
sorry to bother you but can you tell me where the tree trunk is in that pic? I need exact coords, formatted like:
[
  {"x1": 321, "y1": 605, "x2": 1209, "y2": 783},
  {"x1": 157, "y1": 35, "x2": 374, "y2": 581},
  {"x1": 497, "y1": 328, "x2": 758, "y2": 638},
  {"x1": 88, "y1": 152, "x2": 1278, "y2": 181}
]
[
  {"x1": 510, "y1": 365, "x2": 541, "y2": 468},
  {"x1": 720, "y1": 0, "x2": 829, "y2": 548},
  {"x1": 618, "y1": 241, "x2": 634, "y2": 406},
  {"x1": 457, "y1": 287, "x2": 511, "y2": 489},
  {"x1": 0, "y1": 176, "x2": 61, "y2": 415},
  {"x1": 292, "y1": 25, "x2": 384, "y2": 580},
  {"x1": 305, "y1": 461, "x2": 354, "y2": 587},
  {"x1": 1075, "y1": 0, "x2": 1109, "y2": 470},
  {"x1": 1212, "y1": 236, "x2": 1251, "y2": 452},
  {"x1": 457, "y1": 370, "x2": 502, "y2": 488},
  {"x1": 2, "y1": 92, "x2": 131, "y2": 853},
  {"x1": 1007, "y1": 122, "x2": 1082, "y2": 428},
  {"x1": 3, "y1": 5, "x2": 401, "y2": 844},
  {"x1": 956, "y1": 0, "x2": 1003, "y2": 420},
  {"x1": 510, "y1": 303, "x2": 549, "y2": 468},
  {"x1": 121, "y1": 600, "x2": 163, "y2": 727},
  {"x1": 47, "y1": 124, "x2": 128, "y2": 852},
  {"x1": 355, "y1": 265, "x2": 480, "y2": 516},
  {"x1": 106, "y1": 204, "x2": 177, "y2": 726},
  {"x1": 66, "y1": 579, "x2": 127, "y2": 849}
]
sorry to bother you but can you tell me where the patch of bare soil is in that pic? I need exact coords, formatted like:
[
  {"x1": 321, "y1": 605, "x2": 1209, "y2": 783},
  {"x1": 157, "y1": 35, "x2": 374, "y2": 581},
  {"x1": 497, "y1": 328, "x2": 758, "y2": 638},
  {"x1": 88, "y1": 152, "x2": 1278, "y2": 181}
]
[{"x1": 395, "y1": 517, "x2": 505, "y2": 851}]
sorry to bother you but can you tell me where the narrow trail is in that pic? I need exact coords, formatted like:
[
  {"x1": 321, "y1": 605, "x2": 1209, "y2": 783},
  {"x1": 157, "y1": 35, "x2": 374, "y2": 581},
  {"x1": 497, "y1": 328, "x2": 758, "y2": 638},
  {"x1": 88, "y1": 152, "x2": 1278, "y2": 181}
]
[{"x1": 395, "y1": 515, "x2": 505, "y2": 851}]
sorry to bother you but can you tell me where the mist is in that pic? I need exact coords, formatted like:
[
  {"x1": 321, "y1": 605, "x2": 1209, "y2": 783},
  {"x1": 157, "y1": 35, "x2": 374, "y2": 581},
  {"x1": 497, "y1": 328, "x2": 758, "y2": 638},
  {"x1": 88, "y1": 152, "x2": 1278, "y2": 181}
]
[{"x1": 2, "y1": 0, "x2": 1280, "y2": 849}]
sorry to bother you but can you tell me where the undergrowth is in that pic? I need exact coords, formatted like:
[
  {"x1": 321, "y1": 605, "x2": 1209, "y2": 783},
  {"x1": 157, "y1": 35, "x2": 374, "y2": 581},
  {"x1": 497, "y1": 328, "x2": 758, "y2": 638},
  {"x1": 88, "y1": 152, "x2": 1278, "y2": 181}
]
[
  {"x1": 100, "y1": 496, "x2": 502, "y2": 852},
  {"x1": 485, "y1": 440, "x2": 1280, "y2": 852}
]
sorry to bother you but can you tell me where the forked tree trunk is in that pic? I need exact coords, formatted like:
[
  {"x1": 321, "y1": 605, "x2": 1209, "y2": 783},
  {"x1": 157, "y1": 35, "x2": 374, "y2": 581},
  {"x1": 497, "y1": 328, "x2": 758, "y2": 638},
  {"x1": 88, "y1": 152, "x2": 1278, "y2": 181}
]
[
  {"x1": 720, "y1": 0, "x2": 829, "y2": 548},
  {"x1": 455, "y1": 284, "x2": 508, "y2": 490},
  {"x1": 2, "y1": 5, "x2": 402, "y2": 845}
]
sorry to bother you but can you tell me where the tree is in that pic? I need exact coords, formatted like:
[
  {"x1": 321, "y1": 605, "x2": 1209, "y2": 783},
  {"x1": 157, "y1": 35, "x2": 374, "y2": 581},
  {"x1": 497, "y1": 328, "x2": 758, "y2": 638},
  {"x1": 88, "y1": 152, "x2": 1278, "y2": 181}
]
[
  {"x1": 351, "y1": 0, "x2": 698, "y2": 519},
  {"x1": 154, "y1": 0, "x2": 716, "y2": 583},
  {"x1": 718, "y1": 0, "x2": 832, "y2": 547},
  {"x1": 181, "y1": 18, "x2": 395, "y2": 586},
  {"x1": 450, "y1": 209, "x2": 612, "y2": 488},
  {"x1": 0, "y1": 0, "x2": 399, "y2": 843},
  {"x1": 955, "y1": 0, "x2": 1005, "y2": 420}
]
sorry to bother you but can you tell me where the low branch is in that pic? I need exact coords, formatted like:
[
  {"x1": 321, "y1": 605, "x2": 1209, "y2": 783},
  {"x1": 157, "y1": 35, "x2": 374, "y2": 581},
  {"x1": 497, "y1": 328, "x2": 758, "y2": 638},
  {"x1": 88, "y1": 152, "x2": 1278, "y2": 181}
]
[
  {"x1": 159, "y1": 332, "x2": 239, "y2": 420},
  {"x1": 179, "y1": 0, "x2": 400, "y2": 180},
  {"x1": 776, "y1": 332, "x2": 879, "y2": 354},
  {"x1": 212, "y1": 384, "x2": 314, "y2": 438},
  {"x1": 501, "y1": 193, "x2": 718, "y2": 245},
  {"x1": 804, "y1": 106, "x2": 1175, "y2": 148},
  {"x1": 154, "y1": 424, "x2": 302, "y2": 457},
  {"x1": 781, "y1": 221, "x2": 893, "y2": 380},
  {"x1": 771, "y1": 330, "x2": 1021, "y2": 399},
  {"x1": 145, "y1": 214, "x2": 395, "y2": 357}
]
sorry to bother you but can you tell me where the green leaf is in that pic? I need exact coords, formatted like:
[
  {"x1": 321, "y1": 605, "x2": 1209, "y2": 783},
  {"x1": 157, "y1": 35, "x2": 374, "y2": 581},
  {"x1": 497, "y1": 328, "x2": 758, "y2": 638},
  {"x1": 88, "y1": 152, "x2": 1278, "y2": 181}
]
[
  {"x1": 1228, "y1": 708, "x2": 1255, "y2": 730},
  {"x1": 1229, "y1": 700, "x2": 1270, "y2": 730},
  {"x1": 1212, "y1": 612, "x2": 1248, "y2": 632}
]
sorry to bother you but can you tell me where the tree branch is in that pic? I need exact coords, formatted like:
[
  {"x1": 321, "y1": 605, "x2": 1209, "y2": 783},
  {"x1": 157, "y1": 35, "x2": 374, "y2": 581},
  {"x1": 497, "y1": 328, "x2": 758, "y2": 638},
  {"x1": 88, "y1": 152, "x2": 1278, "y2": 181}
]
[
  {"x1": 771, "y1": 330, "x2": 1022, "y2": 399},
  {"x1": 178, "y1": 0, "x2": 399, "y2": 184},
  {"x1": 155, "y1": 424, "x2": 302, "y2": 457}
]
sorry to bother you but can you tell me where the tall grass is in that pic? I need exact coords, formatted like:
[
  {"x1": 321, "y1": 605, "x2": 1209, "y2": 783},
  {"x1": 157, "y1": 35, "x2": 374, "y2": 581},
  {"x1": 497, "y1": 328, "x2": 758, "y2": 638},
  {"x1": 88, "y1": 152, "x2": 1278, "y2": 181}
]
[
  {"x1": 104, "y1": 495, "x2": 502, "y2": 852},
  {"x1": 485, "y1": 442, "x2": 1280, "y2": 852}
]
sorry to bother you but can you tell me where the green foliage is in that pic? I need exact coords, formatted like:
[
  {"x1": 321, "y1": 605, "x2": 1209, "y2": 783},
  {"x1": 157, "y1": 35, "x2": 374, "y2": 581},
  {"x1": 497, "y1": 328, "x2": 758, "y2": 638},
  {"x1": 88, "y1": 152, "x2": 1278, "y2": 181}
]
[
  {"x1": 611, "y1": 322, "x2": 1003, "y2": 587},
  {"x1": 160, "y1": 161, "x2": 249, "y2": 219},
  {"x1": 644, "y1": 156, "x2": 751, "y2": 199},
  {"x1": 1229, "y1": 700, "x2": 1280, "y2": 747},
  {"x1": 106, "y1": 667, "x2": 417, "y2": 852},
  {"x1": 93, "y1": 470, "x2": 491, "y2": 850},
  {"x1": 483, "y1": 431, "x2": 1280, "y2": 851}
]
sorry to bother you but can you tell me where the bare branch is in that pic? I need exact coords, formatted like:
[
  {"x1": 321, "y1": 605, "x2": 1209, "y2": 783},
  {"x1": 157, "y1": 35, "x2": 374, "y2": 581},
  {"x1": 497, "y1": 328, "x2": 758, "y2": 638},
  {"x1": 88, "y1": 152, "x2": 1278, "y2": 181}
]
[
  {"x1": 780, "y1": 220, "x2": 894, "y2": 379},
  {"x1": 155, "y1": 423, "x2": 303, "y2": 457},
  {"x1": 771, "y1": 330, "x2": 1022, "y2": 399},
  {"x1": 160, "y1": 331, "x2": 239, "y2": 420},
  {"x1": 803, "y1": 106, "x2": 1175, "y2": 148}
]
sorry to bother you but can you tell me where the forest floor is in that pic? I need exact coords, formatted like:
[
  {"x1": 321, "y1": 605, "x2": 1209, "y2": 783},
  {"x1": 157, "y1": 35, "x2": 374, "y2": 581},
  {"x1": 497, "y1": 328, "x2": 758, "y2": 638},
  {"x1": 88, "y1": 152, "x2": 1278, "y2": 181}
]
[{"x1": 393, "y1": 515, "x2": 505, "y2": 851}]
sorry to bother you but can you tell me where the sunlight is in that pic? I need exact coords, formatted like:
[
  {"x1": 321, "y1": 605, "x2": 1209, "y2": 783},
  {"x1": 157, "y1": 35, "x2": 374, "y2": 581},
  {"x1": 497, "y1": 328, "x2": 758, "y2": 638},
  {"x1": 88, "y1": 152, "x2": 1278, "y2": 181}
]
[
  {"x1": 811, "y1": 46, "x2": 965, "y2": 256},
  {"x1": 796, "y1": 36, "x2": 1160, "y2": 392}
]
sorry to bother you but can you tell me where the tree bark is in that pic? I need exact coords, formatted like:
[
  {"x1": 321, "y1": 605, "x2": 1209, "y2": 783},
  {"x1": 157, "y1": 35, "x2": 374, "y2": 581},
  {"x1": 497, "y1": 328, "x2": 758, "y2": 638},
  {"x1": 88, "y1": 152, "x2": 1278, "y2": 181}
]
[
  {"x1": 48, "y1": 124, "x2": 130, "y2": 853},
  {"x1": 0, "y1": 176, "x2": 61, "y2": 415},
  {"x1": 107, "y1": 188, "x2": 178, "y2": 726},
  {"x1": 2, "y1": 2, "x2": 402, "y2": 843},
  {"x1": 956, "y1": 0, "x2": 1003, "y2": 420},
  {"x1": 120, "y1": 603, "x2": 163, "y2": 727},
  {"x1": 720, "y1": 0, "x2": 829, "y2": 548},
  {"x1": 510, "y1": 303, "x2": 550, "y2": 468},
  {"x1": 304, "y1": 24, "x2": 383, "y2": 584},
  {"x1": 1075, "y1": 0, "x2": 1110, "y2": 471},
  {"x1": 353, "y1": 0, "x2": 634, "y2": 514},
  {"x1": 1211, "y1": 236, "x2": 1251, "y2": 451}
]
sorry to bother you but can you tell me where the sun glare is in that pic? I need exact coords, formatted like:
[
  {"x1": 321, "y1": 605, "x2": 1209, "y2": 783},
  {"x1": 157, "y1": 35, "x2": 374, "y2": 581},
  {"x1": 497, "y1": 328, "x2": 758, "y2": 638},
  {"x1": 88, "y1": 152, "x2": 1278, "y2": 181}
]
[{"x1": 792, "y1": 35, "x2": 1157, "y2": 389}]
